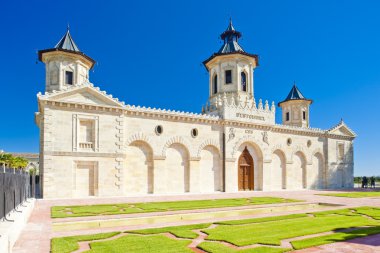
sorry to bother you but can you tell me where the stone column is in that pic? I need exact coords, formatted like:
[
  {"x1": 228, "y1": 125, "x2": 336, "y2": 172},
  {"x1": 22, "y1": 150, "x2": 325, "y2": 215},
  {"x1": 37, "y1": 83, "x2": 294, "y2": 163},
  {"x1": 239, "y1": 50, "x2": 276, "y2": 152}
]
[
  {"x1": 305, "y1": 162, "x2": 312, "y2": 189},
  {"x1": 225, "y1": 158, "x2": 237, "y2": 192},
  {"x1": 189, "y1": 158, "x2": 200, "y2": 193},
  {"x1": 261, "y1": 160, "x2": 272, "y2": 191},
  {"x1": 153, "y1": 156, "x2": 166, "y2": 194}
]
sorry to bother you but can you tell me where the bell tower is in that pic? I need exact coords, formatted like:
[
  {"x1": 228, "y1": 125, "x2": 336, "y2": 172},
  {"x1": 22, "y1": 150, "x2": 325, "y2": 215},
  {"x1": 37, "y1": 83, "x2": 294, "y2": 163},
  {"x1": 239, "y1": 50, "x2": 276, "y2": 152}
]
[
  {"x1": 278, "y1": 84, "x2": 313, "y2": 128},
  {"x1": 203, "y1": 19, "x2": 258, "y2": 102},
  {"x1": 38, "y1": 27, "x2": 95, "y2": 92}
]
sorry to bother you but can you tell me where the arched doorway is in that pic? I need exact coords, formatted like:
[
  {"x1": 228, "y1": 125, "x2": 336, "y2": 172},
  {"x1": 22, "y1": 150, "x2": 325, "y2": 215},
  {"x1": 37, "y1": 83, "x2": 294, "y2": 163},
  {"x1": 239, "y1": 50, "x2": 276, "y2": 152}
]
[{"x1": 238, "y1": 147, "x2": 254, "y2": 190}]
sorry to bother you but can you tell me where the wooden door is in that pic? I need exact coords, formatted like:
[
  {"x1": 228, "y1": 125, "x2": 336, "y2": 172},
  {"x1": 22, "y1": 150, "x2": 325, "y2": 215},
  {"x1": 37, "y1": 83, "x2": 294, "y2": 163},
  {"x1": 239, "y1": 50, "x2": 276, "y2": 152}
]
[{"x1": 238, "y1": 147, "x2": 254, "y2": 191}]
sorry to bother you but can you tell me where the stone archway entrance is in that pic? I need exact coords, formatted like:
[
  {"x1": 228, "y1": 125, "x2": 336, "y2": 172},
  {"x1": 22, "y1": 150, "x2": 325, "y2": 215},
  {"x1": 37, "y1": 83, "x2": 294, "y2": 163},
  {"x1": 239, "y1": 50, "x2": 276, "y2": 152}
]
[{"x1": 238, "y1": 147, "x2": 254, "y2": 191}]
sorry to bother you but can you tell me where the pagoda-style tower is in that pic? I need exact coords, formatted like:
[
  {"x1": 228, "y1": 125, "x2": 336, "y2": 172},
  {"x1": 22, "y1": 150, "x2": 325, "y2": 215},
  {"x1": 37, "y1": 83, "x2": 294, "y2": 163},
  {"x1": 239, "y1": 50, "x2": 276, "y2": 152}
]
[
  {"x1": 278, "y1": 84, "x2": 313, "y2": 128},
  {"x1": 203, "y1": 19, "x2": 258, "y2": 100},
  {"x1": 38, "y1": 27, "x2": 95, "y2": 92}
]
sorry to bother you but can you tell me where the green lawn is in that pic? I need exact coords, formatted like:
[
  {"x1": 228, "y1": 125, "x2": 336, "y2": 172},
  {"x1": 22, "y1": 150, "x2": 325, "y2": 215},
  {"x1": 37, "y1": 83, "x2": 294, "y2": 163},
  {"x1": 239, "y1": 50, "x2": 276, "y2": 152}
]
[
  {"x1": 198, "y1": 242, "x2": 290, "y2": 253},
  {"x1": 128, "y1": 223, "x2": 212, "y2": 239},
  {"x1": 51, "y1": 232, "x2": 120, "y2": 253},
  {"x1": 51, "y1": 197, "x2": 300, "y2": 218},
  {"x1": 86, "y1": 234, "x2": 192, "y2": 253},
  {"x1": 318, "y1": 191, "x2": 380, "y2": 198},
  {"x1": 51, "y1": 207, "x2": 380, "y2": 253}
]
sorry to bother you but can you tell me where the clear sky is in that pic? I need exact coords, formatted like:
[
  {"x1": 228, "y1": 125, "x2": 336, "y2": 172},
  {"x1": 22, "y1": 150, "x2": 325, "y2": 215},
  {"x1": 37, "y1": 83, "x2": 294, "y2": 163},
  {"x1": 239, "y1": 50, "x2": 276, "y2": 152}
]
[{"x1": 0, "y1": 0, "x2": 379, "y2": 176}]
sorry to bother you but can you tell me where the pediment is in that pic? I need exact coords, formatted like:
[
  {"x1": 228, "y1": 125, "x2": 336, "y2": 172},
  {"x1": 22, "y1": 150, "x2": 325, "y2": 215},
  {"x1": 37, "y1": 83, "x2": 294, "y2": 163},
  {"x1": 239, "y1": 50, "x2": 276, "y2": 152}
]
[
  {"x1": 39, "y1": 85, "x2": 124, "y2": 108},
  {"x1": 328, "y1": 122, "x2": 356, "y2": 137}
]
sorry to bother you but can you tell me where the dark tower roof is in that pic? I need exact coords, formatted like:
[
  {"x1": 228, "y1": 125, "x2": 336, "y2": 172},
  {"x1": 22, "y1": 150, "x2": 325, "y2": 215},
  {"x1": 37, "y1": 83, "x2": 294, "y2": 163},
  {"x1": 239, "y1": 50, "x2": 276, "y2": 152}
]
[
  {"x1": 203, "y1": 19, "x2": 258, "y2": 68},
  {"x1": 54, "y1": 27, "x2": 80, "y2": 52},
  {"x1": 38, "y1": 27, "x2": 95, "y2": 69},
  {"x1": 278, "y1": 84, "x2": 313, "y2": 106},
  {"x1": 218, "y1": 19, "x2": 244, "y2": 54}
]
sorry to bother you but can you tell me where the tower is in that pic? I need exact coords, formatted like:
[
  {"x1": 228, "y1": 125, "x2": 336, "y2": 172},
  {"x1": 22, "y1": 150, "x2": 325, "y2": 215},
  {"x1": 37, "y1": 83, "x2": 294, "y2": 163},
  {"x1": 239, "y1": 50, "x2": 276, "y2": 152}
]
[
  {"x1": 203, "y1": 19, "x2": 258, "y2": 102},
  {"x1": 38, "y1": 27, "x2": 95, "y2": 92},
  {"x1": 278, "y1": 84, "x2": 312, "y2": 128}
]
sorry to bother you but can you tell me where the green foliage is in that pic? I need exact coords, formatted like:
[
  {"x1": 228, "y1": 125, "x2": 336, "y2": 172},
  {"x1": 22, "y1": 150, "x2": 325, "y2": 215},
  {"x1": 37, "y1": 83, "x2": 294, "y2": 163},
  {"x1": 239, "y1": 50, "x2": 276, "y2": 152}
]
[
  {"x1": 198, "y1": 242, "x2": 290, "y2": 253},
  {"x1": 51, "y1": 197, "x2": 300, "y2": 218},
  {"x1": 0, "y1": 153, "x2": 28, "y2": 169},
  {"x1": 291, "y1": 226, "x2": 380, "y2": 250},
  {"x1": 128, "y1": 223, "x2": 211, "y2": 239},
  {"x1": 85, "y1": 234, "x2": 192, "y2": 253},
  {"x1": 51, "y1": 232, "x2": 120, "y2": 253}
]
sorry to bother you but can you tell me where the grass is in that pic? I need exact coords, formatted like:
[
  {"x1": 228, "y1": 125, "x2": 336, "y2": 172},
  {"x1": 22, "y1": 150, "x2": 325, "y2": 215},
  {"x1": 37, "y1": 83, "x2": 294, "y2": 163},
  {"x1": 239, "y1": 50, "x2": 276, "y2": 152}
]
[
  {"x1": 51, "y1": 232, "x2": 120, "y2": 253},
  {"x1": 202, "y1": 214, "x2": 379, "y2": 246},
  {"x1": 50, "y1": 207, "x2": 380, "y2": 253},
  {"x1": 291, "y1": 226, "x2": 380, "y2": 250},
  {"x1": 51, "y1": 197, "x2": 300, "y2": 218},
  {"x1": 319, "y1": 191, "x2": 380, "y2": 198},
  {"x1": 198, "y1": 242, "x2": 290, "y2": 253},
  {"x1": 85, "y1": 234, "x2": 192, "y2": 253},
  {"x1": 216, "y1": 213, "x2": 308, "y2": 225},
  {"x1": 128, "y1": 223, "x2": 212, "y2": 239}
]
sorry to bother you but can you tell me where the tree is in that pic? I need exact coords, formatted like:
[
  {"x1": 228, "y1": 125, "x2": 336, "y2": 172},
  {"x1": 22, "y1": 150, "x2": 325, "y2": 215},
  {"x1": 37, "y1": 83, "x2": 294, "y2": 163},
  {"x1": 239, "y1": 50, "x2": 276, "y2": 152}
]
[
  {"x1": 0, "y1": 153, "x2": 13, "y2": 168},
  {"x1": 9, "y1": 156, "x2": 28, "y2": 170}
]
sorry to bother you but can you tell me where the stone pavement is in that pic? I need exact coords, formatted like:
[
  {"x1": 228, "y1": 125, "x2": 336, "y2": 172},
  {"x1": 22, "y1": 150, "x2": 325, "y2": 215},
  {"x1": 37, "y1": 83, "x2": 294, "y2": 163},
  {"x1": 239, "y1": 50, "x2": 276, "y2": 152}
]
[{"x1": 12, "y1": 190, "x2": 380, "y2": 253}]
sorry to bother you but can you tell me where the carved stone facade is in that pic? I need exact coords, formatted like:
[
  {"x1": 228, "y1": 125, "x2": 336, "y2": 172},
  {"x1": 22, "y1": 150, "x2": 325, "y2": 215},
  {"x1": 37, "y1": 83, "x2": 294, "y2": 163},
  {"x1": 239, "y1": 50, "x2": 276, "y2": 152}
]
[{"x1": 35, "y1": 24, "x2": 356, "y2": 199}]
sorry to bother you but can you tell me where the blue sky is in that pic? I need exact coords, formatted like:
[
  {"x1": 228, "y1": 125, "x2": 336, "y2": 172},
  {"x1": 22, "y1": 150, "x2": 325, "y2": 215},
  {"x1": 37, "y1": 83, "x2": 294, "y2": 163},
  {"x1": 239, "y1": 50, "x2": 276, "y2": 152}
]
[{"x1": 0, "y1": 0, "x2": 379, "y2": 176}]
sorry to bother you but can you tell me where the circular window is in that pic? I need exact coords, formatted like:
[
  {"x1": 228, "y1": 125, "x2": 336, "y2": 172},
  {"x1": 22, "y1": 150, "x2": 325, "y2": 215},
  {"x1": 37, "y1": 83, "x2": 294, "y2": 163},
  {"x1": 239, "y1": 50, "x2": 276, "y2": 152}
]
[
  {"x1": 155, "y1": 125, "x2": 163, "y2": 135},
  {"x1": 307, "y1": 140, "x2": 312, "y2": 148},
  {"x1": 287, "y1": 138, "x2": 292, "y2": 146},
  {"x1": 191, "y1": 128, "x2": 198, "y2": 138}
]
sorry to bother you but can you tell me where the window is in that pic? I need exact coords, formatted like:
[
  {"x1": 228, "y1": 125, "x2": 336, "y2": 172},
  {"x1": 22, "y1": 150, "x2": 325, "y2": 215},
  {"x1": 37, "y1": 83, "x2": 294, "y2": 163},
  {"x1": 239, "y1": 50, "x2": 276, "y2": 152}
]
[
  {"x1": 241, "y1": 72, "x2": 247, "y2": 92},
  {"x1": 213, "y1": 75, "x2": 218, "y2": 94},
  {"x1": 303, "y1": 111, "x2": 306, "y2": 120},
  {"x1": 79, "y1": 120, "x2": 94, "y2": 149},
  {"x1": 286, "y1": 112, "x2": 290, "y2": 121},
  {"x1": 155, "y1": 125, "x2": 163, "y2": 135},
  {"x1": 338, "y1": 143, "x2": 344, "y2": 161},
  {"x1": 191, "y1": 128, "x2": 198, "y2": 138},
  {"x1": 225, "y1": 70, "x2": 232, "y2": 84},
  {"x1": 65, "y1": 71, "x2": 73, "y2": 85}
]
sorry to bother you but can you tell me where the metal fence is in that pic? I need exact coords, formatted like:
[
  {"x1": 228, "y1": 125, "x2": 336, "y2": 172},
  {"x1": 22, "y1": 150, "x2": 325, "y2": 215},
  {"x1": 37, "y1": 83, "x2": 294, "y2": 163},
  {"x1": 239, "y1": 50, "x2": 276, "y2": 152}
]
[{"x1": 0, "y1": 168, "x2": 32, "y2": 220}]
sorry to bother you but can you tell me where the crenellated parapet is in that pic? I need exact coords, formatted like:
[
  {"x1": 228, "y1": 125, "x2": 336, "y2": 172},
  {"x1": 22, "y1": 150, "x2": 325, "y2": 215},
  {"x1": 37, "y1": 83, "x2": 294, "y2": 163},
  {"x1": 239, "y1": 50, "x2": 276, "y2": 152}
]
[{"x1": 203, "y1": 92, "x2": 276, "y2": 125}]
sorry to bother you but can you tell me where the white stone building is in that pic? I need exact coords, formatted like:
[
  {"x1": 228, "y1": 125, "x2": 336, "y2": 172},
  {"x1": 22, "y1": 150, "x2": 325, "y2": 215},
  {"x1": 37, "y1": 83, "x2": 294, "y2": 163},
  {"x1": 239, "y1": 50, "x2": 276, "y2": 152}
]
[{"x1": 35, "y1": 21, "x2": 356, "y2": 199}]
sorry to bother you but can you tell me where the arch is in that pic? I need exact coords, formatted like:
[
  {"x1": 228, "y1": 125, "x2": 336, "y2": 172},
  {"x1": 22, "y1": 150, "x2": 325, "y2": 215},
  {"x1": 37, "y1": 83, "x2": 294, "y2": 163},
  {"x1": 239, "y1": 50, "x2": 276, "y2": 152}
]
[
  {"x1": 292, "y1": 151, "x2": 307, "y2": 189},
  {"x1": 165, "y1": 143, "x2": 190, "y2": 193},
  {"x1": 200, "y1": 145, "x2": 222, "y2": 192},
  {"x1": 238, "y1": 147, "x2": 254, "y2": 190},
  {"x1": 231, "y1": 135, "x2": 267, "y2": 160},
  {"x1": 162, "y1": 136, "x2": 193, "y2": 157},
  {"x1": 126, "y1": 132, "x2": 152, "y2": 146},
  {"x1": 233, "y1": 139, "x2": 264, "y2": 191},
  {"x1": 241, "y1": 71, "x2": 247, "y2": 92},
  {"x1": 272, "y1": 149, "x2": 287, "y2": 190},
  {"x1": 291, "y1": 146, "x2": 308, "y2": 164},
  {"x1": 312, "y1": 152, "x2": 325, "y2": 189},
  {"x1": 196, "y1": 139, "x2": 221, "y2": 158},
  {"x1": 213, "y1": 74, "x2": 218, "y2": 94},
  {"x1": 125, "y1": 140, "x2": 154, "y2": 194}
]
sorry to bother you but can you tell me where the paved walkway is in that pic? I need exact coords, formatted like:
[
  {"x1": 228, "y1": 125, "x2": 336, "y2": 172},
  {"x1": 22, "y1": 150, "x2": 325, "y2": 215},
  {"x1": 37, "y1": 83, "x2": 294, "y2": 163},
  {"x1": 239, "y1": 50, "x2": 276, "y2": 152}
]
[{"x1": 12, "y1": 190, "x2": 380, "y2": 253}]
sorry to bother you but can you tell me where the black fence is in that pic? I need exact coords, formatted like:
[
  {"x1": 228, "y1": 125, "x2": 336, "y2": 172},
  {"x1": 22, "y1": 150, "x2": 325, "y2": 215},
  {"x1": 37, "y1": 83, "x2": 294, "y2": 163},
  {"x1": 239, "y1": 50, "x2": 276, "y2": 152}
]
[{"x1": 0, "y1": 168, "x2": 32, "y2": 220}]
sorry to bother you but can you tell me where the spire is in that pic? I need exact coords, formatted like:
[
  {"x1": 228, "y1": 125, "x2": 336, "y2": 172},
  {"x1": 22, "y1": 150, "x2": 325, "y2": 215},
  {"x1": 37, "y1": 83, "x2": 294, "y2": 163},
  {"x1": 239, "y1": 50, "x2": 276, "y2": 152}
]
[
  {"x1": 218, "y1": 19, "x2": 244, "y2": 54},
  {"x1": 285, "y1": 83, "x2": 306, "y2": 101},
  {"x1": 38, "y1": 27, "x2": 95, "y2": 69},
  {"x1": 278, "y1": 83, "x2": 313, "y2": 106},
  {"x1": 54, "y1": 28, "x2": 80, "y2": 52}
]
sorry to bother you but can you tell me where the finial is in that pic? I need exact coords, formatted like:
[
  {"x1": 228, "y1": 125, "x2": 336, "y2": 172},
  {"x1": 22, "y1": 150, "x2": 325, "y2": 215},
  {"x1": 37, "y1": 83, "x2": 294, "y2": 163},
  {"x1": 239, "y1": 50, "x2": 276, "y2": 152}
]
[
  {"x1": 340, "y1": 118, "x2": 344, "y2": 123},
  {"x1": 293, "y1": 80, "x2": 296, "y2": 86},
  {"x1": 67, "y1": 23, "x2": 70, "y2": 31}
]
